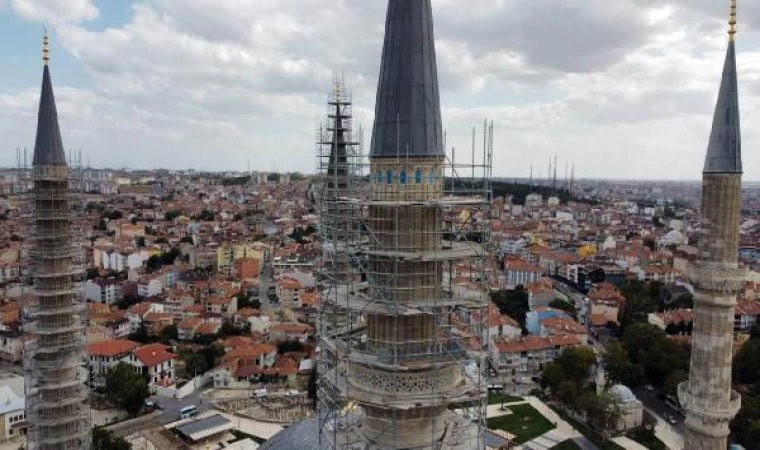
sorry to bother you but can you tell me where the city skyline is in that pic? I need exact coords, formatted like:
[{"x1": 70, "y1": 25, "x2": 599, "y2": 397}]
[{"x1": 1, "y1": 0, "x2": 760, "y2": 180}]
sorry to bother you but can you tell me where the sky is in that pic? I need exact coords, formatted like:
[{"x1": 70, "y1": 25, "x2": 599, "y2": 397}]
[{"x1": 0, "y1": 0, "x2": 759, "y2": 180}]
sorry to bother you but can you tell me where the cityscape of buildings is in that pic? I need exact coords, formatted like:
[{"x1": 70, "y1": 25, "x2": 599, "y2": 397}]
[{"x1": 0, "y1": 1, "x2": 759, "y2": 450}]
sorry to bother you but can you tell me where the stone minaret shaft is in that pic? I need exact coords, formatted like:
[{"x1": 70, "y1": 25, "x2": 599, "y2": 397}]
[
  {"x1": 24, "y1": 32, "x2": 90, "y2": 450},
  {"x1": 679, "y1": 2, "x2": 744, "y2": 448}
]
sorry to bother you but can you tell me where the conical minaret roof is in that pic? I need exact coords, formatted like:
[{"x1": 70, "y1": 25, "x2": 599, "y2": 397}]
[
  {"x1": 33, "y1": 32, "x2": 67, "y2": 167},
  {"x1": 704, "y1": 1, "x2": 742, "y2": 173},
  {"x1": 370, "y1": 0, "x2": 444, "y2": 158}
]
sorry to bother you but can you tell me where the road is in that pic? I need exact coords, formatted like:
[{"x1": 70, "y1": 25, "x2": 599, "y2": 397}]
[
  {"x1": 258, "y1": 260, "x2": 274, "y2": 312},
  {"x1": 633, "y1": 387, "x2": 685, "y2": 432},
  {"x1": 108, "y1": 389, "x2": 215, "y2": 438}
]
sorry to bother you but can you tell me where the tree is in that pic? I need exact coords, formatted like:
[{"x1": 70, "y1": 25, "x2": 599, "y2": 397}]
[
  {"x1": 278, "y1": 340, "x2": 305, "y2": 354},
  {"x1": 621, "y1": 323, "x2": 689, "y2": 388},
  {"x1": 105, "y1": 363, "x2": 150, "y2": 416},
  {"x1": 603, "y1": 342, "x2": 644, "y2": 388},
  {"x1": 135, "y1": 236, "x2": 146, "y2": 248},
  {"x1": 165, "y1": 210, "x2": 182, "y2": 221},
  {"x1": 146, "y1": 255, "x2": 161, "y2": 271},
  {"x1": 491, "y1": 287, "x2": 530, "y2": 330},
  {"x1": 661, "y1": 370, "x2": 688, "y2": 398},
  {"x1": 734, "y1": 339, "x2": 760, "y2": 385},
  {"x1": 236, "y1": 293, "x2": 261, "y2": 310},
  {"x1": 160, "y1": 324, "x2": 178, "y2": 344},
  {"x1": 218, "y1": 321, "x2": 241, "y2": 337},
  {"x1": 732, "y1": 387, "x2": 760, "y2": 449},
  {"x1": 549, "y1": 299, "x2": 577, "y2": 319},
  {"x1": 307, "y1": 364, "x2": 318, "y2": 408},
  {"x1": 180, "y1": 236, "x2": 194, "y2": 244},
  {"x1": 92, "y1": 427, "x2": 131, "y2": 450},
  {"x1": 117, "y1": 294, "x2": 141, "y2": 311}
]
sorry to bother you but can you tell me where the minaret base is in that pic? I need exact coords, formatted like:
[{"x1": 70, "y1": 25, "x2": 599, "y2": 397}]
[{"x1": 678, "y1": 382, "x2": 741, "y2": 450}]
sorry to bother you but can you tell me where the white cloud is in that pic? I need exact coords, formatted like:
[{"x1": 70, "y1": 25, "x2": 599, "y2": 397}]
[
  {"x1": 1, "y1": 0, "x2": 759, "y2": 180},
  {"x1": 10, "y1": 0, "x2": 98, "y2": 25}
]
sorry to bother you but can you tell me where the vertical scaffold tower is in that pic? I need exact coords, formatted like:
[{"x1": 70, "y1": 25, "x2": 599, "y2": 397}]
[
  {"x1": 316, "y1": 17, "x2": 494, "y2": 449},
  {"x1": 23, "y1": 31, "x2": 90, "y2": 450}
]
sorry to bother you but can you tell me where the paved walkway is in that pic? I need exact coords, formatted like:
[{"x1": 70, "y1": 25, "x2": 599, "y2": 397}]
[
  {"x1": 647, "y1": 409, "x2": 684, "y2": 450},
  {"x1": 515, "y1": 397, "x2": 589, "y2": 450},
  {"x1": 612, "y1": 436, "x2": 648, "y2": 449},
  {"x1": 486, "y1": 400, "x2": 528, "y2": 418}
]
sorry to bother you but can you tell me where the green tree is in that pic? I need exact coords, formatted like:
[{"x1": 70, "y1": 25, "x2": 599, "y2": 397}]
[
  {"x1": 603, "y1": 342, "x2": 644, "y2": 388},
  {"x1": 105, "y1": 363, "x2": 150, "y2": 416},
  {"x1": 278, "y1": 340, "x2": 305, "y2": 354},
  {"x1": 146, "y1": 255, "x2": 161, "y2": 271},
  {"x1": 92, "y1": 427, "x2": 131, "y2": 450},
  {"x1": 135, "y1": 236, "x2": 146, "y2": 248},
  {"x1": 307, "y1": 363, "x2": 318, "y2": 409},
  {"x1": 491, "y1": 287, "x2": 530, "y2": 329},
  {"x1": 165, "y1": 210, "x2": 182, "y2": 221},
  {"x1": 549, "y1": 299, "x2": 577, "y2": 319},
  {"x1": 732, "y1": 388, "x2": 760, "y2": 449},
  {"x1": 622, "y1": 323, "x2": 689, "y2": 388},
  {"x1": 661, "y1": 370, "x2": 688, "y2": 398},
  {"x1": 160, "y1": 324, "x2": 178, "y2": 344},
  {"x1": 735, "y1": 339, "x2": 760, "y2": 385}
]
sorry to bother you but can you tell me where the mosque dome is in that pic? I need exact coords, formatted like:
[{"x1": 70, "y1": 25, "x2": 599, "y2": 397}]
[
  {"x1": 609, "y1": 385, "x2": 637, "y2": 404},
  {"x1": 258, "y1": 418, "x2": 322, "y2": 450}
]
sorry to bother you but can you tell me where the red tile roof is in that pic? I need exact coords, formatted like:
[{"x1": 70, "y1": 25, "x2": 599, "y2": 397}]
[
  {"x1": 87, "y1": 339, "x2": 139, "y2": 357},
  {"x1": 134, "y1": 343, "x2": 176, "y2": 367}
]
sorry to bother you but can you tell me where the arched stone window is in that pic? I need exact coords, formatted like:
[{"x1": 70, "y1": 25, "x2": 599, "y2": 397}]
[
  {"x1": 428, "y1": 170, "x2": 435, "y2": 184},
  {"x1": 386, "y1": 170, "x2": 394, "y2": 184},
  {"x1": 400, "y1": 170, "x2": 407, "y2": 184},
  {"x1": 415, "y1": 169, "x2": 422, "y2": 184},
  {"x1": 376, "y1": 171, "x2": 382, "y2": 184}
]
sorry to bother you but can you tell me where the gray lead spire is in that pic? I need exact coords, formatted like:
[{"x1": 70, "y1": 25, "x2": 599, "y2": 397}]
[
  {"x1": 704, "y1": 38, "x2": 741, "y2": 173},
  {"x1": 32, "y1": 32, "x2": 67, "y2": 167},
  {"x1": 370, "y1": 0, "x2": 444, "y2": 158}
]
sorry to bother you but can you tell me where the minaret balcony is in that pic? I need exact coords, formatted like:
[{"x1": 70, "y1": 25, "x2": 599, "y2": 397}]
[
  {"x1": 686, "y1": 263, "x2": 747, "y2": 294},
  {"x1": 678, "y1": 382, "x2": 741, "y2": 422}
]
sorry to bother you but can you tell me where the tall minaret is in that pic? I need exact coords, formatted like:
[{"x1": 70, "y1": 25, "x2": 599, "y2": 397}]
[
  {"x1": 24, "y1": 31, "x2": 90, "y2": 450},
  {"x1": 678, "y1": 2, "x2": 744, "y2": 449},
  {"x1": 358, "y1": 0, "x2": 479, "y2": 448}
]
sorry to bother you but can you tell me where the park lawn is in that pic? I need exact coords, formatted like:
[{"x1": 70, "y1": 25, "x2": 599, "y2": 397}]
[
  {"x1": 550, "y1": 440, "x2": 582, "y2": 450},
  {"x1": 487, "y1": 393, "x2": 524, "y2": 405},
  {"x1": 486, "y1": 403, "x2": 555, "y2": 444},
  {"x1": 626, "y1": 428, "x2": 668, "y2": 450}
]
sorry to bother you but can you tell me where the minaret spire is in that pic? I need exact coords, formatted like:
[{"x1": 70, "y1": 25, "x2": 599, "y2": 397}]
[
  {"x1": 370, "y1": 0, "x2": 443, "y2": 158},
  {"x1": 43, "y1": 28, "x2": 50, "y2": 66},
  {"x1": 703, "y1": 0, "x2": 741, "y2": 174}
]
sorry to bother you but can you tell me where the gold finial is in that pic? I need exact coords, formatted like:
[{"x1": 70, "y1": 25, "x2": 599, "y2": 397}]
[
  {"x1": 729, "y1": 0, "x2": 737, "y2": 41},
  {"x1": 43, "y1": 28, "x2": 50, "y2": 66}
]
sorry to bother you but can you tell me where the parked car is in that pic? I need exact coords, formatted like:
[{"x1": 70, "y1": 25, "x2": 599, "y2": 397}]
[{"x1": 252, "y1": 388, "x2": 268, "y2": 398}]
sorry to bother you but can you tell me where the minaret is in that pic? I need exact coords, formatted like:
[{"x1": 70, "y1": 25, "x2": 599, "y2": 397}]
[
  {"x1": 24, "y1": 31, "x2": 90, "y2": 450},
  {"x1": 356, "y1": 0, "x2": 480, "y2": 447},
  {"x1": 678, "y1": 2, "x2": 744, "y2": 449}
]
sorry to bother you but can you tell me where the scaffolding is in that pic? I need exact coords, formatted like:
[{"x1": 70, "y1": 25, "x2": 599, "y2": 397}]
[
  {"x1": 19, "y1": 155, "x2": 90, "y2": 450},
  {"x1": 316, "y1": 80, "x2": 494, "y2": 450}
]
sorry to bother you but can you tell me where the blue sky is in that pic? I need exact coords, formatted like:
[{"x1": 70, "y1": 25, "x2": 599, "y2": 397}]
[{"x1": 1, "y1": 0, "x2": 759, "y2": 180}]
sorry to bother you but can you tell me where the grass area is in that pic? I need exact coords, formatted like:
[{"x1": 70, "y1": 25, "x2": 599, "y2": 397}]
[
  {"x1": 486, "y1": 403, "x2": 556, "y2": 444},
  {"x1": 487, "y1": 393, "x2": 524, "y2": 405},
  {"x1": 626, "y1": 428, "x2": 668, "y2": 450},
  {"x1": 550, "y1": 440, "x2": 582, "y2": 450},
  {"x1": 558, "y1": 412, "x2": 625, "y2": 450}
]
